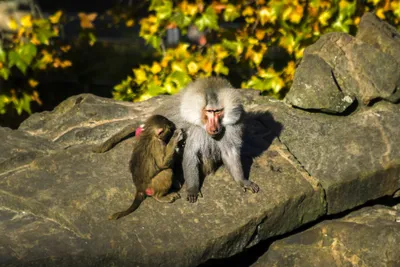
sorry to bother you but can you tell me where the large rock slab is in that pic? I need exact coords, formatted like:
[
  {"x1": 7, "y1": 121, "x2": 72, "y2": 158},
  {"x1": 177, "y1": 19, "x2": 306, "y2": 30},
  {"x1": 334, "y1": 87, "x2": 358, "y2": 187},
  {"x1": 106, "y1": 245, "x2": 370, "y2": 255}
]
[
  {"x1": 252, "y1": 98, "x2": 400, "y2": 214},
  {"x1": 253, "y1": 205, "x2": 400, "y2": 267},
  {"x1": 0, "y1": 93, "x2": 325, "y2": 266}
]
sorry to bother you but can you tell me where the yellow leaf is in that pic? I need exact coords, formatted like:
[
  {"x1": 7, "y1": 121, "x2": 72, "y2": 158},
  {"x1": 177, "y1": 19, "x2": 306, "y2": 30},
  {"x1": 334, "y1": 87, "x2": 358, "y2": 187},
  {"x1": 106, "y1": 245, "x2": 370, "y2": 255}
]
[
  {"x1": 17, "y1": 28, "x2": 25, "y2": 38},
  {"x1": 376, "y1": 8, "x2": 385, "y2": 19},
  {"x1": 213, "y1": 62, "x2": 229, "y2": 75},
  {"x1": 339, "y1": 0, "x2": 349, "y2": 10},
  {"x1": 32, "y1": 90, "x2": 42, "y2": 105},
  {"x1": 245, "y1": 17, "x2": 256, "y2": 24},
  {"x1": 28, "y1": 79, "x2": 39, "y2": 88},
  {"x1": 133, "y1": 68, "x2": 147, "y2": 85},
  {"x1": 49, "y1": 10, "x2": 63, "y2": 24},
  {"x1": 180, "y1": 1, "x2": 198, "y2": 16},
  {"x1": 8, "y1": 18, "x2": 18, "y2": 30},
  {"x1": 137, "y1": 93, "x2": 153, "y2": 102},
  {"x1": 284, "y1": 61, "x2": 296, "y2": 80},
  {"x1": 61, "y1": 60, "x2": 72, "y2": 68},
  {"x1": 242, "y1": 6, "x2": 254, "y2": 16},
  {"x1": 151, "y1": 62, "x2": 162, "y2": 74},
  {"x1": 161, "y1": 55, "x2": 172, "y2": 67},
  {"x1": 213, "y1": 45, "x2": 229, "y2": 59},
  {"x1": 318, "y1": 10, "x2": 332, "y2": 26},
  {"x1": 126, "y1": 19, "x2": 134, "y2": 27},
  {"x1": 60, "y1": 45, "x2": 71, "y2": 52},
  {"x1": 171, "y1": 62, "x2": 186, "y2": 72},
  {"x1": 289, "y1": 5, "x2": 303, "y2": 24},
  {"x1": 201, "y1": 61, "x2": 213, "y2": 74},
  {"x1": 41, "y1": 50, "x2": 53, "y2": 64},
  {"x1": 259, "y1": 7, "x2": 276, "y2": 25},
  {"x1": 78, "y1": 12, "x2": 97, "y2": 29},
  {"x1": 252, "y1": 52, "x2": 263, "y2": 66},
  {"x1": 21, "y1": 15, "x2": 32, "y2": 28},
  {"x1": 187, "y1": 61, "x2": 199, "y2": 75},
  {"x1": 53, "y1": 58, "x2": 61, "y2": 68},
  {"x1": 255, "y1": 29, "x2": 266, "y2": 40}
]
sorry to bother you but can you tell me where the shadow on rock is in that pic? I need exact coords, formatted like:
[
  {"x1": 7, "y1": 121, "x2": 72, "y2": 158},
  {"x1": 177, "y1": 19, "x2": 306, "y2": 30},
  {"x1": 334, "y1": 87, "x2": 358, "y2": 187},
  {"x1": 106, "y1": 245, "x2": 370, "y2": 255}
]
[{"x1": 241, "y1": 111, "x2": 283, "y2": 180}]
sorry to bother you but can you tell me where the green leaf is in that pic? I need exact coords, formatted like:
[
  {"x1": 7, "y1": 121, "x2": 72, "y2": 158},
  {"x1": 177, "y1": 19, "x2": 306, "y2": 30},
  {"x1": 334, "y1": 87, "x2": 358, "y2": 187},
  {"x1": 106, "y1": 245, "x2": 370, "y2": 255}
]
[
  {"x1": 36, "y1": 27, "x2": 55, "y2": 44},
  {"x1": 222, "y1": 39, "x2": 243, "y2": 59},
  {"x1": 0, "y1": 47, "x2": 6, "y2": 62},
  {"x1": 147, "y1": 82, "x2": 166, "y2": 96},
  {"x1": 195, "y1": 6, "x2": 219, "y2": 31},
  {"x1": 172, "y1": 10, "x2": 192, "y2": 28},
  {"x1": 145, "y1": 35, "x2": 162, "y2": 50},
  {"x1": 19, "y1": 43, "x2": 37, "y2": 65},
  {"x1": 154, "y1": 0, "x2": 172, "y2": 21},
  {"x1": 149, "y1": 0, "x2": 164, "y2": 10},
  {"x1": 223, "y1": 4, "x2": 240, "y2": 22},
  {"x1": 165, "y1": 71, "x2": 191, "y2": 93},
  {"x1": 8, "y1": 51, "x2": 28, "y2": 74},
  {"x1": 0, "y1": 68, "x2": 10, "y2": 80}
]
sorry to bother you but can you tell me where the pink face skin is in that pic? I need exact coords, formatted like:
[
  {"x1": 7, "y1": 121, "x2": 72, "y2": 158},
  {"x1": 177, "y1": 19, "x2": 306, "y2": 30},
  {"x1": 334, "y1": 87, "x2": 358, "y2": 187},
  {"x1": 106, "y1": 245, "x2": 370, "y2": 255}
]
[{"x1": 203, "y1": 109, "x2": 224, "y2": 136}]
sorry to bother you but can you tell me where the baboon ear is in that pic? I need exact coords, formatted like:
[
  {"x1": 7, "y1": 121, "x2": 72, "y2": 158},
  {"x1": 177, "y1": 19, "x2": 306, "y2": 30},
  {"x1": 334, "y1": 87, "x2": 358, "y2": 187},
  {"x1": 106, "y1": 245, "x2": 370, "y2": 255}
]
[{"x1": 156, "y1": 128, "x2": 164, "y2": 136}]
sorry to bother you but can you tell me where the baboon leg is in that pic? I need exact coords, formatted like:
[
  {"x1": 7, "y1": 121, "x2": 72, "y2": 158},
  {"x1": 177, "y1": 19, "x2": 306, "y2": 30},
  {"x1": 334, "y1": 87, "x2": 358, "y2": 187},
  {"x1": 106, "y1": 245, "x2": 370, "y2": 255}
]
[{"x1": 150, "y1": 169, "x2": 181, "y2": 203}]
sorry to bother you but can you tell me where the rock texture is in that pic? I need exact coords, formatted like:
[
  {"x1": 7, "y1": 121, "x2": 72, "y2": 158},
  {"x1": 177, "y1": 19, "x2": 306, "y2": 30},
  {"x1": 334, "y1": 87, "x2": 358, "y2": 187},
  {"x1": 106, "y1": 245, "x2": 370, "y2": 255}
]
[
  {"x1": 253, "y1": 99, "x2": 400, "y2": 215},
  {"x1": 0, "y1": 12, "x2": 400, "y2": 267},
  {"x1": 285, "y1": 13, "x2": 400, "y2": 111},
  {"x1": 0, "y1": 92, "x2": 327, "y2": 267},
  {"x1": 253, "y1": 205, "x2": 400, "y2": 267}
]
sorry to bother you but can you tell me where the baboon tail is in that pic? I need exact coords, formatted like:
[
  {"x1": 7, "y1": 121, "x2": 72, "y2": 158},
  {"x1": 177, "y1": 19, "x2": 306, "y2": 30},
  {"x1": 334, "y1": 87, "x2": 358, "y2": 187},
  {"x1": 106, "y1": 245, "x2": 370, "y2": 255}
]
[
  {"x1": 92, "y1": 123, "x2": 138, "y2": 153},
  {"x1": 108, "y1": 192, "x2": 146, "y2": 220}
]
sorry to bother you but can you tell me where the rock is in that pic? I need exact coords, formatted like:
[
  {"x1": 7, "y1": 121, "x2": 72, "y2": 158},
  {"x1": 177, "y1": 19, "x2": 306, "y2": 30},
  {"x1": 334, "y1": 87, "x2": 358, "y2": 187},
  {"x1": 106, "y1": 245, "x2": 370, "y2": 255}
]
[
  {"x1": 304, "y1": 32, "x2": 400, "y2": 105},
  {"x1": 357, "y1": 13, "x2": 400, "y2": 65},
  {"x1": 253, "y1": 205, "x2": 400, "y2": 267},
  {"x1": 18, "y1": 94, "x2": 165, "y2": 149},
  {"x1": 253, "y1": 98, "x2": 400, "y2": 214},
  {"x1": 0, "y1": 93, "x2": 326, "y2": 266},
  {"x1": 284, "y1": 54, "x2": 355, "y2": 114},
  {"x1": 287, "y1": 13, "x2": 400, "y2": 111}
]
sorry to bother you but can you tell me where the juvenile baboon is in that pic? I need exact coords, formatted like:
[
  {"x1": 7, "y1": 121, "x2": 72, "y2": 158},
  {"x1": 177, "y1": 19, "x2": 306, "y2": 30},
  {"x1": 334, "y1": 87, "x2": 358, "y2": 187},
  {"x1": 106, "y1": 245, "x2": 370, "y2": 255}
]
[{"x1": 109, "y1": 115, "x2": 183, "y2": 220}]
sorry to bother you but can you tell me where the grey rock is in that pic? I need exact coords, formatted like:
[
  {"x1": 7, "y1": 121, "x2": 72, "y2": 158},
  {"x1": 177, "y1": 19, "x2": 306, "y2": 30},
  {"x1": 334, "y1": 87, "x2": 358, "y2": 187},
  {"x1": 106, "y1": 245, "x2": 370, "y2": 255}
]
[
  {"x1": 304, "y1": 32, "x2": 400, "y2": 105},
  {"x1": 285, "y1": 54, "x2": 355, "y2": 113},
  {"x1": 253, "y1": 205, "x2": 400, "y2": 267},
  {"x1": 253, "y1": 98, "x2": 400, "y2": 214},
  {"x1": 357, "y1": 12, "x2": 400, "y2": 65}
]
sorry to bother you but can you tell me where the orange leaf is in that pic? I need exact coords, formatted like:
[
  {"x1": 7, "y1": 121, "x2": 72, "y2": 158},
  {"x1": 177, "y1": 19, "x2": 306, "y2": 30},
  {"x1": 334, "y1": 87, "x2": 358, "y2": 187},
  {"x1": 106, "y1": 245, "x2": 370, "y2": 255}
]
[
  {"x1": 28, "y1": 79, "x2": 39, "y2": 88},
  {"x1": 78, "y1": 12, "x2": 97, "y2": 29}
]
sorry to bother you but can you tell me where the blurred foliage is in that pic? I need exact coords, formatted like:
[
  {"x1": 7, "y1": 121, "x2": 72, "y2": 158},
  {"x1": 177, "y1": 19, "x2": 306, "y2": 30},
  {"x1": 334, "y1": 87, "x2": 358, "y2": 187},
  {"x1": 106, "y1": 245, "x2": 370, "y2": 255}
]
[
  {"x1": 113, "y1": 0, "x2": 400, "y2": 102},
  {"x1": 0, "y1": 10, "x2": 72, "y2": 115},
  {"x1": 1, "y1": 0, "x2": 400, "y2": 116}
]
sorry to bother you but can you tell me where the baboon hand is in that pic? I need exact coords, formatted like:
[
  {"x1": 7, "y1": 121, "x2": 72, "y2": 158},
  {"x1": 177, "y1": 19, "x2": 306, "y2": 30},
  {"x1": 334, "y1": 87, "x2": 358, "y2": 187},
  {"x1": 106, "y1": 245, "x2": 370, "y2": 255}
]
[
  {"x1": 173, "y1": 128, "x2": 184, "y2": 143},
  {"x1": 241, "y1": 180, "x2": 260, "y2": 193},
  {"x1": 186, "y1": 187, "x2": 202, "y2": 203}
]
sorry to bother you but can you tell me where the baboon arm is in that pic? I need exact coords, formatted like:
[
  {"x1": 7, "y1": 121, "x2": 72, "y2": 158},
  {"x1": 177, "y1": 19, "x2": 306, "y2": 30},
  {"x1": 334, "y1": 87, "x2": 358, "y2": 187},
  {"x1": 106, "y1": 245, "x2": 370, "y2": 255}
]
[
  {"x1": 222, "y1": 147, "x2": 245, "y2": 183},
  {"x1": 153, "y1": 139, "x2": 178, "y2": 169},
  {"x1": 182, "y1": 148, "x2": 200, "y2": 191},
  {"x1": 222, "y1": 146, "x2": 260, "y2": 193}
]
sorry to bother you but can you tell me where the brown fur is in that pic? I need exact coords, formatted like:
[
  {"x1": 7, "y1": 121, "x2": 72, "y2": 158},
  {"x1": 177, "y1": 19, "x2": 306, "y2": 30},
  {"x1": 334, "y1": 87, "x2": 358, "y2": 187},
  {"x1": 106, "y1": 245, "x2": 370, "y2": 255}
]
[{"x1": 109, "y1": 115, "x2": 182, "y2": 220}]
